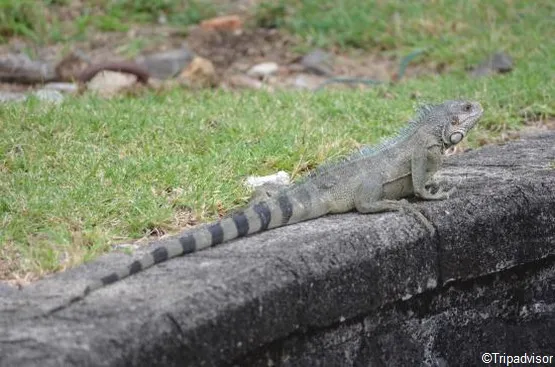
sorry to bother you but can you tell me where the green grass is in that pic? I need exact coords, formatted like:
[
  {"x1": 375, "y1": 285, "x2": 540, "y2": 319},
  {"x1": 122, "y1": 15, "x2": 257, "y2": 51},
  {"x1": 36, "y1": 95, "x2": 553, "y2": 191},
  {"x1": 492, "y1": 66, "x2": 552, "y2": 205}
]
[
  {"x1": 0, "y1": 0, "x2": 47, "y2": 42},
  {"x1": 0, "y1": 0, "x2": 216, "y2": 44},
  {"x1": 1, "y1": 76, "x2": 552, "y2": 278},
  {"x1": 0, "y1": 0, "x2": 554, "y2": 279},
  {"x1": 256, "y1": 0, "x2": 554, "y2": 66}
]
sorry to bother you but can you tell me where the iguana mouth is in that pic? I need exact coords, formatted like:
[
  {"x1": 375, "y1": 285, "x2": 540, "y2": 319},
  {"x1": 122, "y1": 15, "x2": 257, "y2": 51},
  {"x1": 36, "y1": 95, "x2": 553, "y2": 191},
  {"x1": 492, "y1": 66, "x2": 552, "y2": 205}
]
[
  {"x1": 461, "y1": 113, "x2": 481, "y2": 127},
  {"x1": 452, "y1": 113, "x2": 481, "y2": 141},
  {"x1": 443, "y1": 113, "x2": 481, "y2": 147}
]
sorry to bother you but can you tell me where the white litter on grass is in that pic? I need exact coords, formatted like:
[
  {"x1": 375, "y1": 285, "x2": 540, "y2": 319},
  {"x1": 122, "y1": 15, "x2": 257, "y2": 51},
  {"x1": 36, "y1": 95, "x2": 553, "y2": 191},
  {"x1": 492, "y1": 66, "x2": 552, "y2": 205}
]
[
  {"x1": 245, "y1": 171, "x2": 290, "y2": 189},
  {"x1": 247, "y1": 62, "x2": 279, "y2": 78}
]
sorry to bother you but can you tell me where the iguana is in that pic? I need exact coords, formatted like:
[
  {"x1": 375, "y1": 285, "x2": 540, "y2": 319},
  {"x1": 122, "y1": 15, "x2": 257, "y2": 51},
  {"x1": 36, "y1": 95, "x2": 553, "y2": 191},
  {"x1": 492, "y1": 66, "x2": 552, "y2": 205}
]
[{"x1": 73, "y1": 100, "x2": 484, "y2": 301}]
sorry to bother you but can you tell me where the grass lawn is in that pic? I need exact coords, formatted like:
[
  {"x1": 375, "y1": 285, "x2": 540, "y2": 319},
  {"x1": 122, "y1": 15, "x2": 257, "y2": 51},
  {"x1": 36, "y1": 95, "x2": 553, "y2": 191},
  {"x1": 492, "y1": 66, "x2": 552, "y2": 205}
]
[{"x1": 0, "y1": 0, "x2": 553, "y2": 281}]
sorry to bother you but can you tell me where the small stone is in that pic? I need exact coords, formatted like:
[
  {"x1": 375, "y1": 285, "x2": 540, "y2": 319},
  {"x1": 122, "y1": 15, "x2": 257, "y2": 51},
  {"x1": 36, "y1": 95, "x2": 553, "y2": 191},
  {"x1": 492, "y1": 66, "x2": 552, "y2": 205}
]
[
  {"x1": 227, "y1": 74, "x2": 264, "y2": 90},
  {"x1": 178, "y1": 56, "x2": 217, "y2": 88},
  {"x1": 0, "y1": 91, "x2": 27, "y2": 103},
  {"x1": 87, "y1": 70, "x2": 138, "y2": 97},
  {"x1": 43, "y1": 82, "x2": 79, "y2": 93},
  {"x1": 0, "y1": 53, "x2": 56, "y2": 83},
  {"x1": 489, "y1": 52, "x2": 513, "y2": 72},
  {"x1": 290, "y1": 74, "x2": 325, "y2": 90},
  {"x1": 471, "y1": 51, "x2": 513, "y2": 77},
  {"x1": 200, "y1": 15, "x2": 243, "y2": 32},
  {"x1": 55, "y1": 51, "x2": 90, "y2": 81},
  {"x1": 300, "y1": 49, "x2": 333, "y2": 76},
  {"x1": 136, "y1": 47, "x2": 195, "y2": 79},
  {"x1": 247, "y1": 62, "x2": 279, "y2": 78},
  {"x1": 33, "y1": 89, "x2": 64, "y2": 104},
  {"x1": 157, "y1": 13, "x2": 168, "y2": 25}
]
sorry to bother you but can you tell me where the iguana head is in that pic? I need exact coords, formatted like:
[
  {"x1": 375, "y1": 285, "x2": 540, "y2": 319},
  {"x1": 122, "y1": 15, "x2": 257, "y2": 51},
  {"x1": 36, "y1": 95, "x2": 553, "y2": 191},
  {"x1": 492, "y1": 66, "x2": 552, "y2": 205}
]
[{"x1": 437, "y1": 100, "x2": 483, "y2": 148}]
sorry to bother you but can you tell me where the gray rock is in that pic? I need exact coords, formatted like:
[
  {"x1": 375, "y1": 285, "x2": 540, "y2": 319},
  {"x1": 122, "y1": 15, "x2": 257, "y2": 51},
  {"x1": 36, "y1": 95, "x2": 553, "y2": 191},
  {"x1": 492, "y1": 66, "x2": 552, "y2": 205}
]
[
  {"x1": 33, "y1": 90, "x2": 64, "y2": 104},
  {"x1": 0, "y1": 91, "x2": 27, "y2": 103},
  {"x1": 300, "y1": 48, "x2": 333, "y2": 76},
  {"x1": 86, "y1": 70, "x2": 138, "y2": 97},
  {"x1": 0, "y1": 132, "x2": 554, "y2": 366},
  {"x1": 471, "y1": 51, "x2": 514, "y2": 77},
  {"x1": 291, "y1": 73, "x2": 326, "y2": 90},
  {"x1": 0, "y1": 53, "x2": 57, "y2": 83},
  {"x1": 227, "y1": 74, "x2": 265, "y2": 90},
  {"x1": 245, "y1": 260, "x2": 555, "y2": 366},
  {"x1": 135, "y1": 47, "x2": 195, "y2": 79},
  {"x1": 0, "y1": 90, "x2": 65, "y2": 104},
  {"x1": 43, "y1": 82, "x2": 79, "y2": 93},
  {"x1": 0, "y1": 282, "x2": 16, "y2": 296}
]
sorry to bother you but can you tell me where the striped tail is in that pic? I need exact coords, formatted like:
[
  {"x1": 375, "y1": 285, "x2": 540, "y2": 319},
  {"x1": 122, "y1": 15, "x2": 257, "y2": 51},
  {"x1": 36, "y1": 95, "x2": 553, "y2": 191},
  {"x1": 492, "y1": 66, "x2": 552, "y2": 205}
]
[{"x1": 84, "y1": 190, "x2": 317, "y2": 295}]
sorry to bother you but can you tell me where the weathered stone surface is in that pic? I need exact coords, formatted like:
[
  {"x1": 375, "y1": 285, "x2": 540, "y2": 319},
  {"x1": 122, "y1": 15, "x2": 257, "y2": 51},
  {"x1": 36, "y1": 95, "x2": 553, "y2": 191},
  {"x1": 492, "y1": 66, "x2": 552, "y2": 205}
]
[
  {"x1": 135, "y1": 48, "x2": 195, "y2": 80},
  {"x1": 244, "y1": 259, "x2": 555, "y2": 366},
  {"x1": 0, "y1": 53, "x2": 57, "y2": 84},
  {"x1": 470, "y1": 51, "x2": 514, "y2": 77},
  {"x1": 0, "y1": 132, "x2": 553, "y2": 367},
  {"x1": 177, "y1": 56, "x2": 217, "y2": 88},
  {"x1": 86, "y1": 70, "x2": 138, "y2": 97},
  {"x1": 43, "y1": 82, "x2": 79, "y2": 93},
  {"x1": 33, "y1": 89, "x2": 64, "y2": 104},
  {"x1": 0, "y1": 91, "x2": 27, "y2": 103},
  {"x1": 300, "y1": 49, "x2": 334, "y2": 76}
]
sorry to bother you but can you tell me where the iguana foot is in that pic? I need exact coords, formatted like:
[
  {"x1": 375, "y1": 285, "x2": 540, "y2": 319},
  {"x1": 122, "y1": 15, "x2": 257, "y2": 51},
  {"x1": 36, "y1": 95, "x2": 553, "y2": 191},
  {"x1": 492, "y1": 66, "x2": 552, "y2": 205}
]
[
  {"x1": 355, "y1": 199, "x2": 436, "y2": 236},
  {"x1": 396, "y1": 202, "x2": 436, "y2": 236},
  {"x1": 416, "y1": 186, "x2": 456, "y2": 200}
]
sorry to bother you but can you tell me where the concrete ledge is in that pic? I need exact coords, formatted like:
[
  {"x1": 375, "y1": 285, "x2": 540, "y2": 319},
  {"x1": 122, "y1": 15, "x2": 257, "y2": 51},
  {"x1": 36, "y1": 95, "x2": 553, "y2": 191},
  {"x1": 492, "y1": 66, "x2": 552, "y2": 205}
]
[{"x1": 1, "y1": 132, "x2": 554, "y2": 366}]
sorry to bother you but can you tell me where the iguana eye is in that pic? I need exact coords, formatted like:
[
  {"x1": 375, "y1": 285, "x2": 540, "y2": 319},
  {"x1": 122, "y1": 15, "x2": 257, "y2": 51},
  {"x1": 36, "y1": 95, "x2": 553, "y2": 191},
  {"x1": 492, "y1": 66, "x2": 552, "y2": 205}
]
[{"x1": 463, "y1": 103, "x2": 472, "y2": 112}]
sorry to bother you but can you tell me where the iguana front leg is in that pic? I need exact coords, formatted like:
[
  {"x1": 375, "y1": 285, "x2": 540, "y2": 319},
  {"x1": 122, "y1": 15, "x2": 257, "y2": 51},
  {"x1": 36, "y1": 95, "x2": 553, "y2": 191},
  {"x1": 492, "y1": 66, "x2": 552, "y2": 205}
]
[
  {"x1": 354, "y1": 180, "x2": 435, "y2": 234},
  {"x1": 411, "y1": 145, "x2": 455, "y2": 200}
]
